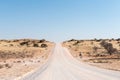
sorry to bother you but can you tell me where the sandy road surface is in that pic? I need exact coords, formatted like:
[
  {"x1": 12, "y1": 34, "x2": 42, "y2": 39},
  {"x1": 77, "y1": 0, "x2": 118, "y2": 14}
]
[{"x1": 21, "y1": 44, "x2": 120, "y2": 80}]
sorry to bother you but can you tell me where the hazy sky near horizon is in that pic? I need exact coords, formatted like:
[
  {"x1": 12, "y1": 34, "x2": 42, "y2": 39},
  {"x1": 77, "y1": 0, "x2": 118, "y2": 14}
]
[{"x1": 0, "y1": 0, "x2": 120, "y2": 42}]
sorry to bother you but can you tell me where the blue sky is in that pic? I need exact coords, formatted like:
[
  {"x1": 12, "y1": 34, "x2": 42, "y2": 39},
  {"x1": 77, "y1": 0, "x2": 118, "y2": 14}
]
[{"x1": 0, "y1": 0, "x2": 120, "y2": 42}]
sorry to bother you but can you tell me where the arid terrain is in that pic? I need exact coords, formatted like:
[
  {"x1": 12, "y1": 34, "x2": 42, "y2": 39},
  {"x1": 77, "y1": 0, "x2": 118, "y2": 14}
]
[
  {"x1": 21, "y1": 44, "x2": 120, "y2": 80},
  {"x1": 0, "y1": 39, "x2": 54, "y2": 80},
  {"x1": 0, "y1": 38, "x2": 120, "y2": 80},
  {"x1": 63, "y1": 39, "x2": 120, "y2": 71}
]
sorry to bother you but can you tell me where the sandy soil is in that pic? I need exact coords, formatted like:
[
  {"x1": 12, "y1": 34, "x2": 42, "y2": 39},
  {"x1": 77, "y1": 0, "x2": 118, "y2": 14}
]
[
  {"x1": 63, "y1": 39, "x2": 120, "y2": 71},
  {"x1": 22, "y1": 44, "x2": 120, "y2": 80},
  {"x1": 0, "y1": 39, "x2": 54, "y2": 80}
]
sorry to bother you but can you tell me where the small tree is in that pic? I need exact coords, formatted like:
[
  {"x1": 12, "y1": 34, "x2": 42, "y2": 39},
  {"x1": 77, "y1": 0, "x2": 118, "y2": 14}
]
[{"x1": 100, "y1": 40, "x2": 117, "y2": 55}]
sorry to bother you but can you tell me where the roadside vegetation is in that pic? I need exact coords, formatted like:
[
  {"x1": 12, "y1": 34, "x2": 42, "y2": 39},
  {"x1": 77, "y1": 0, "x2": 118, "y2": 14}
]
[
  {"x1": 0, "y1": 39, "x2": 51, "y2": 59},
  {"x1": 63, "y1": 38, "x2": 120, "y2": 71},
  {"x1": 0, "y1": 39, "x2": 54, "y2": 80}
]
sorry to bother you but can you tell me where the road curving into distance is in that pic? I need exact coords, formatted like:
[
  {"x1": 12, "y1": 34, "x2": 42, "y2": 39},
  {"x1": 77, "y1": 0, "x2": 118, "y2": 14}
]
[{"x1": 20, "y1": 43, "x2": 120, "y2": 80}]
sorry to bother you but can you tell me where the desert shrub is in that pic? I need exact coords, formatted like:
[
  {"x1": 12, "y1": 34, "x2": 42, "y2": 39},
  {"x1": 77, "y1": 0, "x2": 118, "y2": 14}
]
[
  {"x1": 33, "y1": 43, "x2": 39, "y2": 47},
  {"x1": 68, "y1": 39, "x2": 76, "y2": 42},
  {"x1": 100, "y1": 40, "x2": 117, "y2": 55},
  {"x1": 20, "y1": 42, "x2": 28, "y2": 46},
  {"x1": 100, "y1": 40, "x2": 106, "y2": 46},
  {"x1": 111, "y1": 38, "x2": 114, "y2": 40},
  {"x1": 69, "y1": 45, "x2": 71, "y2": 48},
  {"x1": 5, "y1": 63, "x2": 12, "y2": 68},
  {"x1": 91, "y1": 42, "x2": 94, "y2": 45},
  {"x1": 41, "y1": 44, "x2": 48, "y2": 48},
  {"x1": 37, "y1": 60, "x2": 40, "y2": 63},
  {"x1": 73, "y1": 40, "x2": 83, "y2": 45},
  {"x1": 93, "y1": 54, "x2": 106, "y2": 57},
  {"x1": 116, "y1": 38, "x2": 120, "y2": 41},
  {"x1": 73, "y1": 41, "x2": 79, "y2": 46},
  {"x1": 4, "y1": 61, "x2": 6, "y2": 63},
  {"x1": 79, "y1": 52, "x2": 82, "y2": 58},
  {"x1": 39, "y1": 39, "x2": 46, "y2": 43},
  {"x1": 12, "y1": 39, "x2": 19, "y2": 42},
  {"x1": 10, "y1": 44, "x2": 13, "y2": 46},
  {"x1": 78, "y1": 40, "x2": 84, "y2": 43},
  {"x1": 0, "y1": 64, "x2": 4, "y2": 69},
  {"x1": 76, "y1": 41, "x2": 80, "y2": 43},
  {"x1": 117, "y1": 41, "x2": 120, "y2": 44},
  {"x1": 17, "y1": 61, "x2": 21, "y2": 63},
  {"x1": 109, "y1": 40, "x2": 112, "y2": 42}
]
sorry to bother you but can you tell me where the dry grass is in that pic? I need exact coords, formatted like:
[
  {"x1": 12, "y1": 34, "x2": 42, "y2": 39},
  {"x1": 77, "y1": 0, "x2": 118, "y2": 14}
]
[
  {"x1": 0, "y1": 63, "x2": 13, "y2": 69},
  {"x1": 0, "y1": 39, "x2": 54, "y2": 60},
  {"x1": 0, "y1": 39, "x2": 54, "y2": 80},
  {"x1": 63, "y1": 39, "x2": 120, "y2": 58},
  {"x1": 63, "y1": 39, "x2": 120, "y2": 71}
]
